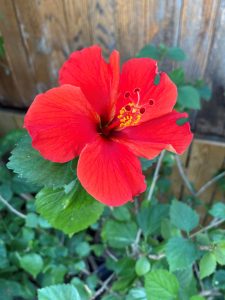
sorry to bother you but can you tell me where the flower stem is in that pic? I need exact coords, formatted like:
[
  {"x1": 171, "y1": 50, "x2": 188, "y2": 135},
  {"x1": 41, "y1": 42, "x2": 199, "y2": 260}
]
[
  {"x1": 147, "y1": 150, "x2": 165, "y2": 201},
  {"x1": 0, "y1": 194, "x2": 26, "y2": 219}
]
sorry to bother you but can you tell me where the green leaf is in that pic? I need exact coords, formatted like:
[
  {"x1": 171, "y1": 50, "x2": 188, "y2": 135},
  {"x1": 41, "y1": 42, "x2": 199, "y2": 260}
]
[
  {"x1": 137, "y1": 203, "x2": 169, "y2": 236},
  {"x1": 0, "y1": 240, "x2": 8, "y2": 269},
  {"x1": 0, "y1": 36, "x2": 5, "y2": 58},
  {"x1": 209, "y1": 202, "x2": 225, "y2": 219},
  {"x1": 19, "y1": 253, "x2": 43, "y2": 278},
  {"x1": 169, "y1": 68, "x2": 185, "y2": 86},
  {"x1": 26, "y1": 213, "x2": 39, "y2": 228},
  {"x1": 145, "y1": 269, "x2": 179, "y2": 300},
  {"x1": 197, "y1": 85, "x2": 211, "y2": 101},
  {"x1": 38, "y1": 284, "x2": 80, "y2": 300},
  {"x1": 0, "y1": 183, "x2": 13, "y2": 202},
  {"x1": 190, "y1": 296, "x2": 206, "y2": 300},
  {"x1": 170, "y1": 200, "x2": 199, "y2": 233},
  {"x1": 75, "y1": 242, "x2": 90, "y2": 257},
  {"x1": 135, "y1": 257, "x2": 151, "y2": 276},
  {"x1": 214, "y1": 241, "x2": 225, "y2": 265},
  {"x1": 140, "y1": 158, "x2": 157, "y2": 171},
  {"x1": 36, "y1": 182, "x2": 104, "y2": 235},
  {"x1": 102, "y1": 220, "x2": 137, "y2": 248},
  {"x1": 126, "y1": 288, "x2": 147, "y2": 300},
  {"x1": 136, "y1": 44, "x2": 161, "y2": 60},
  {"x1": 166, "y1": 47, "x2": 186, "y2": 61},
  {"x1": 199, "y1": 252, "x2": 217, "y2": 279},
  {"x1": 7, "y1": 134, "x2": 76, "y2": 188},
  {"x1": 166, "y1": 237, "x2": 199, "y2": 271},
  {"x1": 178, "y1": 86, "x2": 201, "y2": 110},
  {"x1": 0, "y1": 129, "x2": 25, "y2": 157},
  {"x1": 0, "y1": 279, "x2": 25, "y2": 300},
  {"x1": 213, "y1": 270, "x2": 225, "y2": 289},
  {"x1": 112, "y1": 205, "x2": 131, "y2": 221}
]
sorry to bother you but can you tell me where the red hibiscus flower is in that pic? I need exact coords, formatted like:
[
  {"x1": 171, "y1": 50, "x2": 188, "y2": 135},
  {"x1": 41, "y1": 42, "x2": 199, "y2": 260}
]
[{"x1": 24, "y1": 45, "x2": 193, "y2": 206}]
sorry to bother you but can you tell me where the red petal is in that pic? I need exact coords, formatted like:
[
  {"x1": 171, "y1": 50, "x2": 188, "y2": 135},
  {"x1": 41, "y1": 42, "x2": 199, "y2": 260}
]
[
  {"x1": 117, "y1": 58, "x2": 177, "y2": 121},
  {"x1": 24, "y1": 85, "x2": 98, "y2": 163},
  {"x1": 113, "y1": 111, "x2": 193, "y2": 159},
  {"x1": 77, "y1": 138, "x2": 146, "y2": 206},
  {"x1": 59, "y1": 45, "x2": 120, "y2": 120}
]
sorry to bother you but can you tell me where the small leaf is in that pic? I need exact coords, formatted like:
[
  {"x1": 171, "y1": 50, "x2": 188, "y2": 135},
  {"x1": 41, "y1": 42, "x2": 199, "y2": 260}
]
[
  {"x1": 166, "y1": 237, "x2": 199, "y2": 271},
  {"x1": 214, "y1": 241, "x2": 225, "y2": 265},
  {"x1": 137, "y1": 203, "x2": 169, "y2": 236},
  {"x1": 0, "y1": 129, "x2": 25, "y2": 157},
  {"x1": 145, "y1": 269, "x2": 179, "y2": 300},
  {"x1": 213, "y1": 270, "x2": 225, "y2": 289},
  {"x1": 178, "y1": 86, "x2": 201, "y2": 110},
  {"x1": 136, "y1": 44, "x2": 161, "y2": 60},
  {"x1": 36, "y1": 182, "x2": 104, "y2": 235},
  {"x1": 26, "y1": 213, "x2": 39, "y2": 228},
  {"x1": 7, "y1": 134, "x2": 76, "y2": 188},
  {"x1": 197, "y1": 85, "x2": 211, "y2": 101},
  {"x1": 112, "y1": 205, "x2": 131, "y2": 221},
  {"x1": 38, "y1": 284, "x2": 80, "y2": 300},
  {"x1": 102, "y1": 220, "x2": 137, "y2": 248},
  {"x1": 209, "y1": 202, "x2": 225, "y2": 219},
  {"x1": 190, "y1": 296, "x2": 206, "y2": 300},
  {"x1": 170, "y1": 200, "x2": 199, "y2": 233},
  {"x1": 199, "y1": 252, "x2": 217, "y2": 279},
  {"x1": 0, "y1": 36, "x2": 5, "y2": 58},
  {"x1": 135, "y1": 257, "x2": 151, "y2": 276},
  {"x1": 20, "y1": 253, "x2": 43, "y2": 278},
  {"x1": 140, "y1": 158, "x2": 156, "y2": 171},
  {"x1": 169, "y1": 68, "x2": 185, "y2": 86},
  {"x1": 0, "y1": 240, "x2": 8, "y2": 269},
  {"x1": 166, "y1": 47, "x2": 186, "y2": 61},
  {"x1": 126, "y1": 288, "x2": 147, "y2": 300}
]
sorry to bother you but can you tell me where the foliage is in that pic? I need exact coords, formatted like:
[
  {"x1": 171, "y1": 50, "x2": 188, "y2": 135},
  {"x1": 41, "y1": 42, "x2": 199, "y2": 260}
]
[
  {"x1": 0, "y1": 45, "x2": 222, "y2": 300},
  {"x1": 136, "y1": 43, "x2": 211, "y2": 111}
]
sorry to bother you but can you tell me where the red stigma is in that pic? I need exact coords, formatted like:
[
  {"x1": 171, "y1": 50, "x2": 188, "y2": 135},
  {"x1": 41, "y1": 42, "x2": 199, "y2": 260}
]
[
  {"x1": 134, "y1": 88, "x2": 140, "y2": 93},
  {"x1": 140, "y1": 107, "x2": 145, "y2": 114},
  {"x1": 124, "y1": 92, "x2": 130, "y2": 98},
  {"x1": 125, "y1": 105, "x2": 131, "y2": 111}
]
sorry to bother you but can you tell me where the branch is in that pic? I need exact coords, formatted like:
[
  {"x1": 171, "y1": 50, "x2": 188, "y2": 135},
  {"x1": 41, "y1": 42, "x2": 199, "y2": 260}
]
[
  {"x1": 147, "y1": 150, "x2": 165, "y2": 201},
  {"x1": 190, "y1": 218, "x2": 225, "y2": 238},
  {"x1": 175, "y1": 155, "x2": 196, "y2": 196},
  {"x1": 196, "y1": 171, "x2": 225, "y2": 197},
  {"x1": 132, "y1": 229, "x2": 142, "y2": 255},
  {"x1": 91, "y1": 274, "x2": 114, "y2": 299},
  {"x1": 0, "y1": 194, "x2": 26, "y2": 219}
]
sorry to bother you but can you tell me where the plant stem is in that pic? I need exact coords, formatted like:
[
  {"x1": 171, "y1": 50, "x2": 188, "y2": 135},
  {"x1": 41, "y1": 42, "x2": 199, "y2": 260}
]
[
  {"x1": 91, "y1": 274, "x2": 114, "y2": 299},
  {"x1": 0, "y1": 194, "x2": 26, "y2": 219},
  {"x1": 196, "y1": 171, "x2": 225, "y2": 197},
  {"x1": 175, "y1": 155, "x2": 196, "y2": 196},
  {"x1": 190, "y1": 218, "x2": 225, "y2": 238},
  {"x1": 147, "y1": 150, "x2": 165, "y2": 201}
]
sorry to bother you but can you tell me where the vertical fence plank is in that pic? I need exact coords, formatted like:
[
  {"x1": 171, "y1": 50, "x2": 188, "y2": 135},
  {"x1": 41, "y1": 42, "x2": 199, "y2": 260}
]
[
  {"x1": 178, "y1": 0, "x2": 219, "y2": 79},
  {"x1": 0, "y1": 0, "x2": 37, "y2": 106},
  {"x1": 63, "y1": 0, "x2": 92, "y2": 51}
]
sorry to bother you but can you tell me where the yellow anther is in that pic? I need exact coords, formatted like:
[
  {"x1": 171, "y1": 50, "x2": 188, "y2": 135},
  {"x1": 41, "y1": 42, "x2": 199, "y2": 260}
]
[{"x1": 117, "y1": 101, "x2": 144, "y2": 129}]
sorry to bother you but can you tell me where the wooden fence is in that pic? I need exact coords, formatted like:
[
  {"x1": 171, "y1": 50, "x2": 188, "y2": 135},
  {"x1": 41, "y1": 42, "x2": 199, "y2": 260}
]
[{"x1": 0, "y1": 1, "x2": 224, "y2": 106}]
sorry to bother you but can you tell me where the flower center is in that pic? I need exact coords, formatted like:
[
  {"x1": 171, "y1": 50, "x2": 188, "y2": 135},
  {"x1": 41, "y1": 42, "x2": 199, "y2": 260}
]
[
  {"x1": 118, "y1": 102, "x2": 143, "y2": 128},
  {"x1": 99, "y1": 88, "x2": 155, "y2": 136},
  {"x1": 117, "y1": 88, "x2": 154, "y2": 129}
]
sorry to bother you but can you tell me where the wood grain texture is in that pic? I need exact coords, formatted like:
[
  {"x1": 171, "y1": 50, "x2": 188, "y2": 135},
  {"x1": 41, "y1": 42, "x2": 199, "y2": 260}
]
[
  {"x1": 196, "y1": 0, "x2": 225, "y2": 140},
  {"x1": 178, "y1": 0, "x2": 219, "y2": 78},
  {"x1": 0, "y1": 0, "x2": 37, "y2": 106},
  {"x1": 0, "y1": 110, "x2": 24, "y2": 135},
  {"x1": 172, "y1": 139, "x2": 225, "y2": 219}
]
